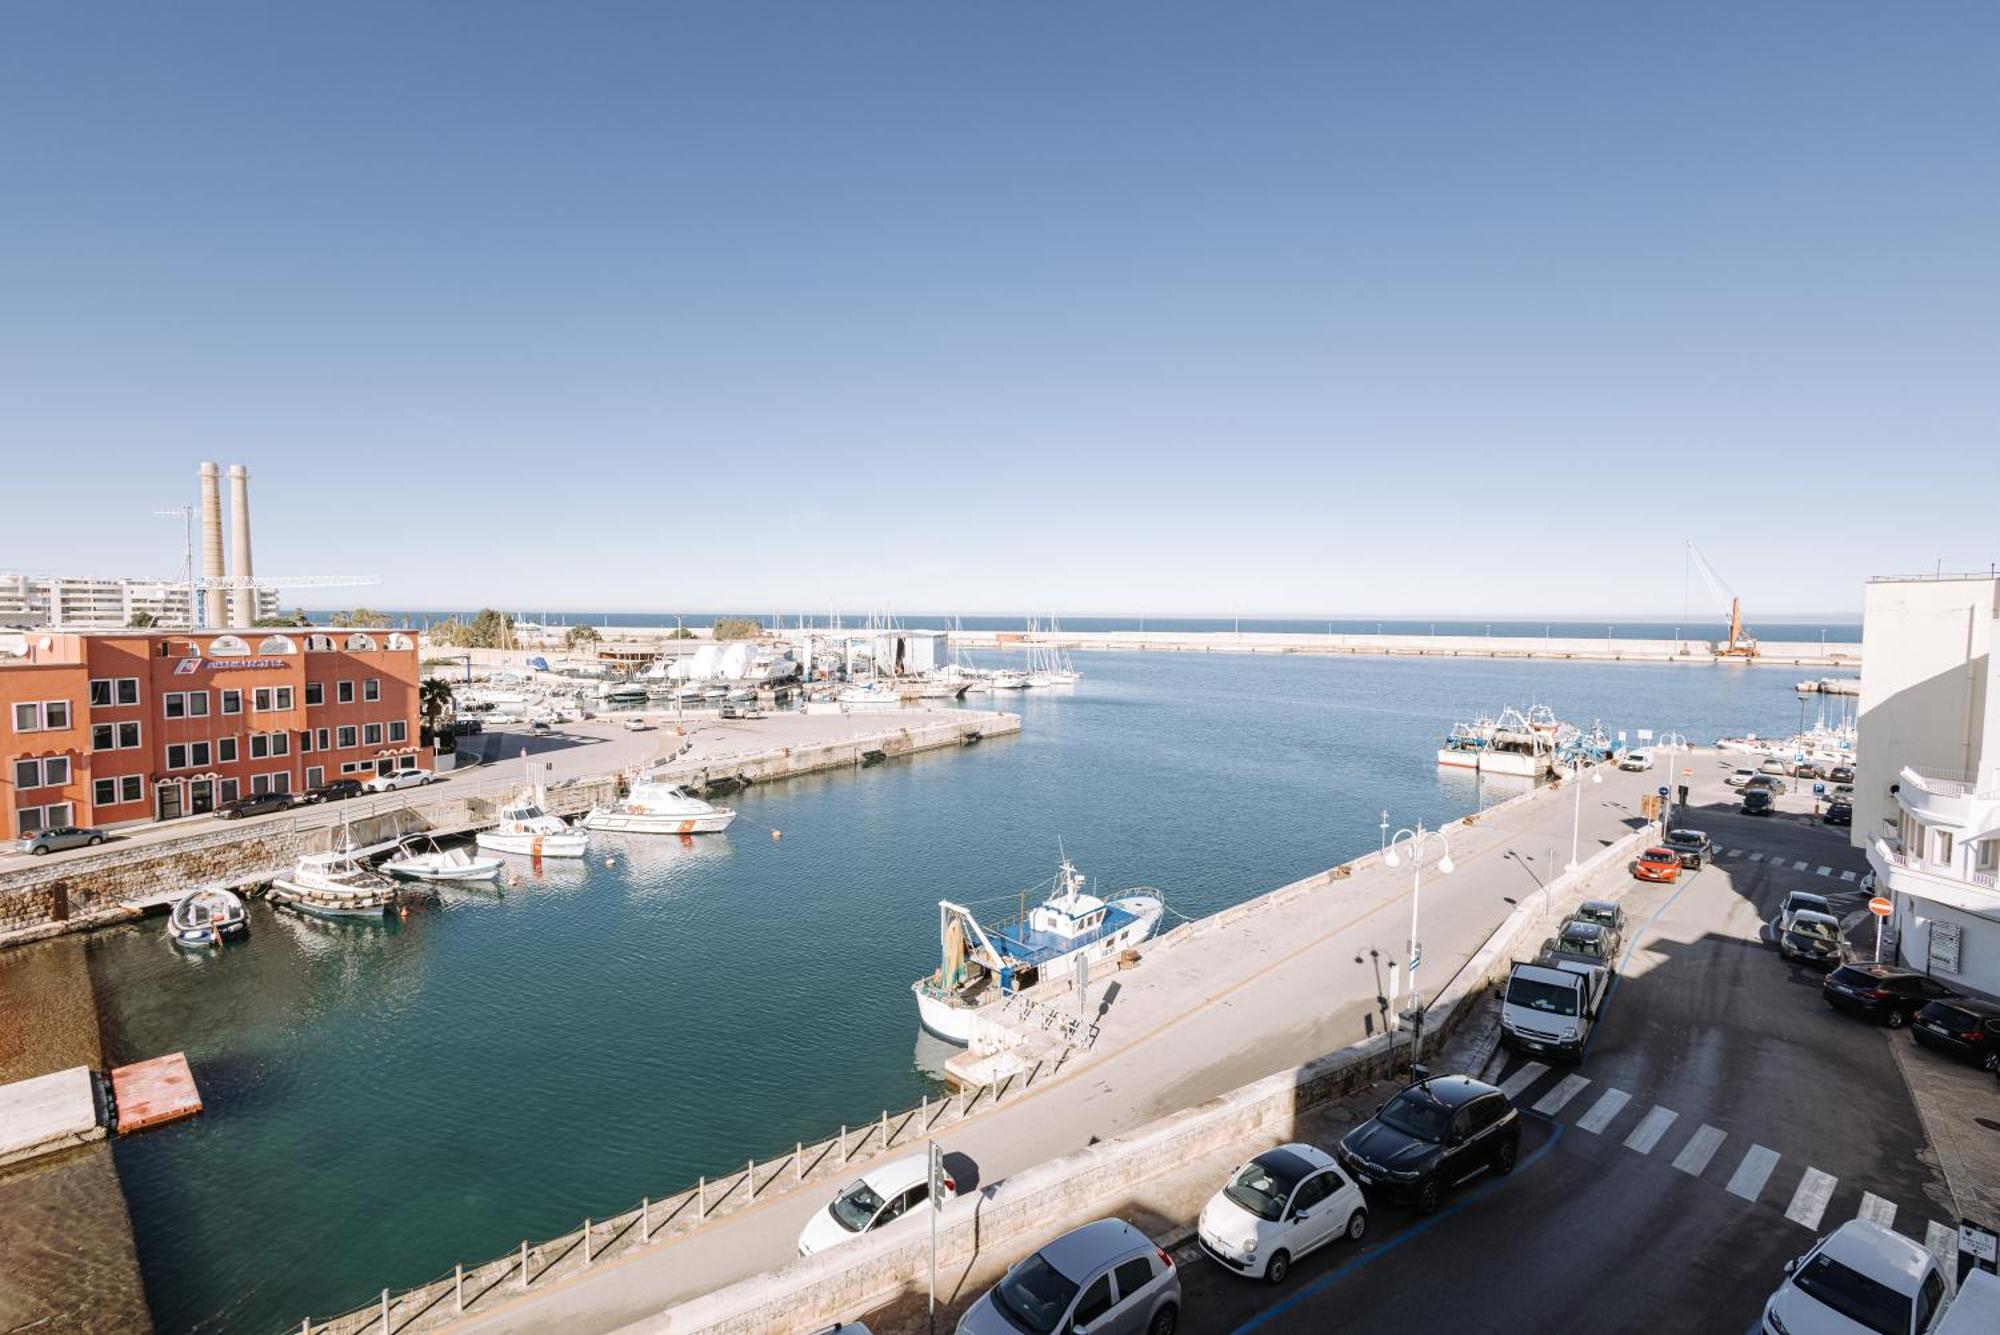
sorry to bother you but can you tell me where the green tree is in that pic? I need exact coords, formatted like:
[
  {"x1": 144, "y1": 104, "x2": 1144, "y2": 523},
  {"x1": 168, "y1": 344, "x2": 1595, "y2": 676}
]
[
  {"x1": 427, "y1": 616, "x2": 468, "y2": 647},
  {"x1": 467, "y1": 608, "x2": 511, "y2": 648},
  {"x1": 330, "y1": 608, "x2": 390, "y2": 628},
  {"x1": 712, "y1": 617, "x2": 762, "y2": 641},
  {"x1": 419, "y1": 677, "x2": 456, "y2": 731},
  {"x1": 565, "y1": 624, "x2": 602, "y2": 650},
  {"x1": 666, "y1": 626, "x2": 697, "y2": 640},
  {"x1": 127, "y1": 610, "x2": 158, "y2": 628}
]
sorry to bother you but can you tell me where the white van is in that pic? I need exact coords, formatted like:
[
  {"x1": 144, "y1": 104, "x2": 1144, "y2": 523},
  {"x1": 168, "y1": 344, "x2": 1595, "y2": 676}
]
[
  {"x1": 797, "y1": 1152, "x2": 956, "y2": 1256},
  {"x1": 1935, "y1": 1268, "x2": 2000, "y2": 1333}
]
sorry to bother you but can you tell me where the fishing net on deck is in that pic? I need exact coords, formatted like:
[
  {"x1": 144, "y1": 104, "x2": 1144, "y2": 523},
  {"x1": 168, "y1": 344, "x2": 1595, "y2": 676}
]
[{"x1": 942, "y1": 915, "x2": 968, "y2": 987}]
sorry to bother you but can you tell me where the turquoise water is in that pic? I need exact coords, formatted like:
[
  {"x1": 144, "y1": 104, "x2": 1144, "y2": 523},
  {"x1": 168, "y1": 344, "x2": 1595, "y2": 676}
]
[{"x1": 83, "y1": 652, "x2": 1816, "y2": 1332}]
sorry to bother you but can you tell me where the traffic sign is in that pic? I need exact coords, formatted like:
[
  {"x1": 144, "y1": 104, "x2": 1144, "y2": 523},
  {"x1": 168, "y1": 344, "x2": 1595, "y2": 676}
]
[
  {"x1": 1409, "y1": 947, "x2": 1422, "y2": 973},
  {"x1": 929, "y1": 1141, "x2": 948, "y2": 1209},
  {"x1": 1658, "y1": 786, "x2": 1670, "y2": 798},
  {"x1": 1868, "y1": 897, "x2": 1893, "y2": 917}
]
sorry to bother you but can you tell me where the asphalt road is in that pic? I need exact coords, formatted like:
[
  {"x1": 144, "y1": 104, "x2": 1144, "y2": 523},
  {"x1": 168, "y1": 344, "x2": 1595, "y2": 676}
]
[{"x1": 1169, "y1": 771, "x2": 1955, "y2": 1335}]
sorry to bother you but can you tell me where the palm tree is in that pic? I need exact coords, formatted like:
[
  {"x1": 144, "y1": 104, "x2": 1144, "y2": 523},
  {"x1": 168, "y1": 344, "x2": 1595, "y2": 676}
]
[
  {"x1": 565, "y1": 624, "x2": 602, "y2": 650},
  {"x1": 419, "y1": 677, "x2": 455, "y2": 733}
]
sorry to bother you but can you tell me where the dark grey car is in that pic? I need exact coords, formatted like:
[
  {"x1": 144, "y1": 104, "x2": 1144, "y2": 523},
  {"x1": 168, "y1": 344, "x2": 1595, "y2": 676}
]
[
  {"x1": 19, "y1": 825, "x2": 106, "y2": 855},
  {"x1": 957, "y1": 1218, "x2": 1179, "y2": 1335}
]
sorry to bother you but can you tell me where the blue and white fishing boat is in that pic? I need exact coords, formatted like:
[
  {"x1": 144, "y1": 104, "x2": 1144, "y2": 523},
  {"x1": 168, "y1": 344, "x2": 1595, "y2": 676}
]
[
  {"x1": 170, "y1": 887, "x2": 248, "y2": 947},
  {"x1": 912, "y1": 858, "x2": 1164, "y2": 1044}
]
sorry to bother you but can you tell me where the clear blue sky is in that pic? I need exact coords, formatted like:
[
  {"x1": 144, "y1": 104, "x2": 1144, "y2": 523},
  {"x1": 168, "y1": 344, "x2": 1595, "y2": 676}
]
[{"x1": 3, "y1": 2, "x2": 1994, "y2": 617}]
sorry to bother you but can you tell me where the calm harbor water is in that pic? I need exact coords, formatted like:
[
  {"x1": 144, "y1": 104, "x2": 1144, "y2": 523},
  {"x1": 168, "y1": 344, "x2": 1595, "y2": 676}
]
[{"x1": 72, "y1": 652, "x2": 1820, "y2": 1332}]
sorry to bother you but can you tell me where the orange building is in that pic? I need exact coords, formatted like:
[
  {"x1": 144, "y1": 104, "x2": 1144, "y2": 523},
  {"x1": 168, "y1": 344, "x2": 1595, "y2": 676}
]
[{"x1": 2, "y1": 628, "x2": 429, "y2": 837}]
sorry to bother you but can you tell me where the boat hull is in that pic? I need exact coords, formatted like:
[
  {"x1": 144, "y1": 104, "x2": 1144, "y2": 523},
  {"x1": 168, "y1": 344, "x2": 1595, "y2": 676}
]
[
  {"x1": 581, "y1": 808, "x2": 735, "y2": 834},
  {"x1": 913, "y1": 984, "x2": 977, "y2": 1044},
  {"x1": 268, "y1": 879, "x2": 396, "y2": 918},
  {"x1": 476, "y1": 830, "x2": 590, "y2": 858},
  {"x1": 171, "y1": 921, "x2": 248, "y2": 947},
  {"x1": 1436, "y1": 748, "x2": 1481, "y2": 770},
  {"x1": 385, "y1": 857, "x2": 507, "y2": 882},
  {"x1": 1478, "y1": 750, "x2": 1550, "y2": 778}
]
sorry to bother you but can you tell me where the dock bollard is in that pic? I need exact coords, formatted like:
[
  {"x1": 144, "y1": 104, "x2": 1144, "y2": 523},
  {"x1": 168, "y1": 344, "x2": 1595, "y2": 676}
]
[
  {"x1": 839, "y1": 1126, "x2": 847, "y2": 1166},
  {"x1": 881, "y1": 1109, "x2": 889, "y2": 1147},
  {"x1": 747, "y1": 1158, "x2": 756, "y2": 1202},
  {"x1": 699, "y1": 1176, "x2": 706, "y2": 1216},
  {"x1": 584, "y1": 1219, "x2": 592, "y2": 1266},
  {"x1": 520, "y1": 1241, "x2": 528, "y2": 1290},
  {"x1": 795, "y1": 1142, "x2": 802, "y2": 1182},
  {"x1": 381, "y1": 1289, "x2": 389, "y2": 1332},
  {"x1": 642, "y1": 1196, "x2": 651, "y2": 1240},
  {"x1": 455, "y1": 1264, "x2": 463, "y2": 1314},
  {"x1": 921, "y1": 1095, "x2": 928, "y2": 1130}
]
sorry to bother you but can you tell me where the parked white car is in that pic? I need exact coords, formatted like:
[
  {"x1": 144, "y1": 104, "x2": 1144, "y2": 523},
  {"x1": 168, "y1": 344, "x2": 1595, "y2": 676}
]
[
  {"x1": 1197, "y1": 1143, "x2": 1366, "y2": 1283},
  {"x1": 798, "y1": 1152, "x2": 955, "y2": 1256},
  {"x1": 363, "y1": 769, "x2": 436, "y2": 793},
  {"x1": 1619, "y1": 750, "x2": 1655, "y2": 772},
  {"x1": 622, "y1": 716, "x2": 655, "y2": 731},
  {"x1": 1761, "y1": 1218, "x2": 1950, "y2": 1334},
  {"x1": 1727, "y1": 768, "x2": 1758, "y2": 788}
]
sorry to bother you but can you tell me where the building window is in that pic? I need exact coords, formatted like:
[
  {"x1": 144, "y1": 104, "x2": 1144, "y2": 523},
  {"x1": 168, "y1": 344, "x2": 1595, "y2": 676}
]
[
  {"x1": 117, "y1": 721, "x2": 140, "y2": 749},
  {"x1": 16, "y1": 803, "x2": 76, "y2": 836},
  {"x1": 120, "y1": 774, "x2": 143, "y2": 803},
  {"x1": 388, "y1": 719, "x2": 407, "y2": 743},
  {"x1": 13, "y1": 759, "x2": 43, "y2": 789},
  {"x1": 271, "y1": 771, "x2": 290, "y2": 794},
  {"x1": 305, "y1": 633, "x2": 335, "y2": 652},
  {"x1": 337, "y1": 681, "x2": 355, "y2": 704},
  {"x1": 315, "y1": 728, "x2": 330, "y2": 751},
  {"x1": 299, "y1": 730, "x2": 312, "y2": 753},
  {"x1": 164, "y1": 691, "x2": 210, "y2": 720},
  {"x1": 117, "y1": 678, "x2": 139, "y2": 705},
  {"x1": 276, "y1": 686, "x2": 293, "y2": 710},
  {"x1": 306, "y1": 765, "x2": 324, "y2": 790},
  {"x1": 166, "y1": 744, "x2": 186, "y2": 771},
  {"x1": 191, "y1": 741, "x2": 210, "y2": 768},
  {"x1": 90, "y1": 678, "x2": 139, "y2": 707},
  {"x1": 12, "y1": 702, "x2": 38, "y2": 732},
  {"x1": 218, "y1": 737, "x2": 239, "y2": 763},
  {"x1": 254, "y1": 687, "x2": 271, "y2": 711},
  {"x1": 14, "y1": 757, "x2": 71, "y2": 789},
  {"x1": 90, "y1": 679, "x2": 113, "y2": 707},
  {"x1": 164, "y1": 743, "x2": 212, "y2": 771},
  {"x1": 305, "y1": 682, "x2": 324, "y2": 707},
  {"x1": 44, "y1": 700, "x2": 69, "y2": 730},
  {"x1": 398, "y1": 755, "x2": 417, "y2": 771},
  {"x1": 94, "y1": 777, "x2": 118, "y2": 806},
  {"x1": 363, "y1": 722, "x2": 383, "y2": 746},
  {"x1": 218, "y1": 779, "x2": 239, "y2": 803},
  {"x1": 222, "y1": 689, "x2": 243, "y2": 715},
  {"x1": 251, "y1": 773, "x2": 270, "y2": 796},
  {"x1": 363, "y1": 678, "x2": 381, "y2": 702},
  {"x1": 337, "y1": 725, "x2": 358, "y2": 749},
  {"x1": 13, "y1": 701, "x2": 71, "y2": 732},
  {"x1": 272, "y1": 732, "x2": 290, "y2": 756},
  {"x1": 345, "y1": 632, "x2": 378, "y2": 652},
  {"x1": 1935, "y1": 831, "x2": 1954, "y2": 866},
  {"x1": 257, "y1": 635, "x2": 296, "y2": 655},
  {"x1": 250, "y1": 734, "x2": 268, "y2": 759},
  {"x1": 208, "y1": 634, "x2": 251, "y2": 657},
  {"x1": 1979, "y1": 840, "x2": 2000, "y2": 873},
  {"x1": 92, "y1": 723, "x2": 115, "y2": 749}
]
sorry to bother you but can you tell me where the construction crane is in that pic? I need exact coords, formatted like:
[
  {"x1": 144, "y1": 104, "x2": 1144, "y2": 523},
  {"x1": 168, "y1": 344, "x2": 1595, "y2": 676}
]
[
  {"x1": 1686, "y1": 541, "x2": 1758, "y2": 658},
  {"x1": 147, "y1": 503, "x2": 378, "y2": 626}
]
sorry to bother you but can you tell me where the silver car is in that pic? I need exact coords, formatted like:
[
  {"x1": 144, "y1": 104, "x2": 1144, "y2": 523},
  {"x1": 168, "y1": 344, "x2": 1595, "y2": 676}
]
[
  {"x1": 20, "y1": 825, "x2": 106, "y2": 855},
  {"x1": 957, "y1": 1218, "x2": 1179, "y2": 1335}
]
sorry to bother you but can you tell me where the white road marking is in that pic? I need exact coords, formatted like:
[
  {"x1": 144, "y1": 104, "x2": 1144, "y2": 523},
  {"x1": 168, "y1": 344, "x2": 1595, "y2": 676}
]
[
  {"x1": 1858, "y1": 1192, "x2": 1897, "y2": 1229},
  {"x1": 1576, "y1": 1087, "x2": 1632, "y2": 1135},
  {"x1": 1786, "y1": 1169, "x2": 1837, "y2": 1229},
  {"x1": 1750, "y1": 852, "x2": 1765, "y2": 862},
  {"x1": 1533, "y1": 1074, "x2": 1591, "y2": 1115},
  {"x1": 1672, "y1": 1124, "x2": 1727, "y2": 1176},
  {"x1": 1498, "y1": 1060, "x2": 1549, "y2": 1101},
  {"x1": 1925, "y1": 1221, "x2": 1957, "y2": 1285},
  {"x1": 1623, "y1": 1105, "x2": 1680, "y2": 1155},
  {"x1": 1791, "y1": 859, "x2": 1809, "y2": 871},
  {"x1": 1727, "y1": 1145, "x2": 1780, "y2": 1202},
  {"x1": 1840, "y1": 870, "x2": 1857, "y2": 882},
  {"x1": 1815, "y1": 865, "x2": 1832, "y2": 876}
]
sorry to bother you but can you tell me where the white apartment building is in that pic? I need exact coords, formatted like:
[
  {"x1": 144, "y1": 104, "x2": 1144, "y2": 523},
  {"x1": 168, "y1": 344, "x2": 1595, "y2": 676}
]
[
  {"x1": 0, "y1": 573, "x2": 278, "y2": 630},
  {"x1": 1855, "y1": 573, "x2": 2000, "y2": 995}
]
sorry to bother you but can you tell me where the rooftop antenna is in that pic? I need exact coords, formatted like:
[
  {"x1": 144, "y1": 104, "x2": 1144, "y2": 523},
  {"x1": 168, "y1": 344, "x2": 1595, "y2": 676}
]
[{"x1": 154, "y1": 504, "x2": 196, "y2": 627}]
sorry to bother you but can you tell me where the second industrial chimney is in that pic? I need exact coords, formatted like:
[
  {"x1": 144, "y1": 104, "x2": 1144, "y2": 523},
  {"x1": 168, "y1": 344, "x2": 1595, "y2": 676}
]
[
  {"x1": 198, "y1": 462, "x2": 226, "y2": 627},
  {"x1": 227, "y1": 464, "x2": 255, "y2": 628}
]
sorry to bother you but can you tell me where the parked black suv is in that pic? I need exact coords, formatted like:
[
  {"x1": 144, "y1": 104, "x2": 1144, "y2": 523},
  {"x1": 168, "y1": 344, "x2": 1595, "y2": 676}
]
[
  {"x1": 1823, "y1": 800, "x2": 1852, "y2": 827},
  {"x1": 299, "y1": 778, "x2": 364, "y2": 805},
  {"x1": 1661, "y1": 828, "x2": 1712, "y2": 868},
  {"x1": 1742, "y1": 789, "x2": 1775, "y2": 816},
  {"x1": 1822, "y1": 964, "x2": 1959, "y2": 1027},
  {"x1": 1910, "y1": 998, "x2": 2000, "y2": 1066},
  {"x1": 1336, "y1": 1074, "x2": 1521, "y2": 1213},
  {"x1": 215, "y1": 791, "x2": 293, "y2": 820}
]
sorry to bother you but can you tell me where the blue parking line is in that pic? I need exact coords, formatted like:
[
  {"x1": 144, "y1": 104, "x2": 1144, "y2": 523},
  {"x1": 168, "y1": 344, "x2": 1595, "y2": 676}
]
[
  {"x1": 1226, "y1": 1122, "x2": 1567, "y2": 1334},
  {"x1": 1577, "y1": 866, "x2": 1705, "y2": 1065}
]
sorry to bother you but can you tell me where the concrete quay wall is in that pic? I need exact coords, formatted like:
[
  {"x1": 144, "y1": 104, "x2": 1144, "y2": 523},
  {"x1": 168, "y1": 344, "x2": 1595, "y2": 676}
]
[{"x1": 956, "y1": 628, "x2": 1859, "y2": 668}]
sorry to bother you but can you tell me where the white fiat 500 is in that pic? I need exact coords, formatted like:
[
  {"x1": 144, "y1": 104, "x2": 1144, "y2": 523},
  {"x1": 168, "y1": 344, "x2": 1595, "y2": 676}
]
[
  {"x1": 1197, "y1": 1142, "x2": 1367, "y2": 1284},
  {"x1": 798, "y1": 1152, "x2": 955, "y2": 1257}
]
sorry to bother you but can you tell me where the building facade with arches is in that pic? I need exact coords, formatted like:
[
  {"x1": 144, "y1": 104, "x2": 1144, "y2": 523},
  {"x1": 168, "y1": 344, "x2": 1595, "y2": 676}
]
[{"x1": 1, "y1": 627, "x2": 428, "y2": 835}]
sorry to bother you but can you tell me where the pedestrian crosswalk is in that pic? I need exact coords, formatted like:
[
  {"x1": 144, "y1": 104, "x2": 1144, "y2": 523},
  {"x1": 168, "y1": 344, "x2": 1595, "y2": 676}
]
[
  {"x1": 1710, "y1": 847, "x2": 1866, "y2": 884},
  {"x1": 1498, "y1": 1060, "x2": 1949, "y2": 1257}
]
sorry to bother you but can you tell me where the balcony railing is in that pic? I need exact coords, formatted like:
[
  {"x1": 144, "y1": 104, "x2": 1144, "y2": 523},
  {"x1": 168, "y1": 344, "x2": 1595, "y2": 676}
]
[
  {"x1": 1900, "y1": 765, "x2": 1992, "y2": 798},
  {"x1": 1875, "y1": 838, "x2": 2000, "y2": 890}
]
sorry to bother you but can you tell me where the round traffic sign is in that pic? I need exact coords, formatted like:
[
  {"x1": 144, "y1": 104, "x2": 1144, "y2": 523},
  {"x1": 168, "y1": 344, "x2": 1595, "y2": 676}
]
[{"x1": 1868, "y1": 896, "x2": 1892, "y2": 917}]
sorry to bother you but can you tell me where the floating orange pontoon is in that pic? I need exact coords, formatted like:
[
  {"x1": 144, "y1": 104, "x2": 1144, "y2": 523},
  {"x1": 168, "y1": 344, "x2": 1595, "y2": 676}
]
[{"x1": 110, "y1": 1053, "x2": 203, "y2": 1134}]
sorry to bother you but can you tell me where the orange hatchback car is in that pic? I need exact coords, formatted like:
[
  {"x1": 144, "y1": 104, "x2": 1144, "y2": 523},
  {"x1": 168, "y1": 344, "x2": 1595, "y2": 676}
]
[{"x1": 1633, "y1": 847, "x2": 1683, "y2": 883}]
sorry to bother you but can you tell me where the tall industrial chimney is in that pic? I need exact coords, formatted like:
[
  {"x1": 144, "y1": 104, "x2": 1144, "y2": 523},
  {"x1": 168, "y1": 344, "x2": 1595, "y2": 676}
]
[
  {"x1": 198, "y1": 462, "x2": 226, "y2": 627},
  {"x1": 227, "y1": 464, "x2": 254, "y2": 628}
]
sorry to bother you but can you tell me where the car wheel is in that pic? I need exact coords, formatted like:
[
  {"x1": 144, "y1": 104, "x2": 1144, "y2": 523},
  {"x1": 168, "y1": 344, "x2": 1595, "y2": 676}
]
[
  {"x1": 89, "y1": 836, "x2": 104, "y2": 846},
  {"x1": 1494, "y1": 1137, "x2": 1519, "y2": 1175},
  {"x1": 1346, "y1": 1208, "x2": 1367, "y2": 1242},
  {"x1": 1885, "y1": 1009, "x2": 1907, "y2": 1029},
  {"x1": 1263, "y1": 1250, "x2": 1290, "y2": 1285},
  {"x1": 31, "y1": 846, "x2": 49, "y2": 856},
  {"x1": 1416, "y1": 1177, "x2": 1442, "y2": 1213},
  {"x1": 1147, "y1": 1305, "x2": 1179, "y2": 1335}
]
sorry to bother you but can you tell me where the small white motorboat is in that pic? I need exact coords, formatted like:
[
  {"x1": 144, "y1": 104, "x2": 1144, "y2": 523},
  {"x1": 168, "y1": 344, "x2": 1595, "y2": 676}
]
[
  {"x1": 582, "y1": 777, "x2": 736, "y2": 834},
  {"x1": 269, "y1": 851, "x2": 399, "y2": 918},
  {"x1": 476, "y1": 791, "x2": 591, "y2": 858},
  {"x1": 170, "y1": 887, "x2": 248, "y2": 946},
  {"x1": 382, "y1": 839, "x2": 506, "y2": 882}
]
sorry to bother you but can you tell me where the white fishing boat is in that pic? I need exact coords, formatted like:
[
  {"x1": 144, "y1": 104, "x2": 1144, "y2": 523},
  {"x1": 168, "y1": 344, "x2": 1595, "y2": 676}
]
[
  {"x1": 170, "y1": 887, "x2": 248, "y2": 946},
  {"x1": 381, "y1": 838, "x2": 506, "y2": 882},
  {"x1": 476, "y1": 791, "x2": 591, "y2": 858},
  {"x1": 582, "y1": 776, "x2": 736, "y2": 834},
  {"x1": 912, "y1": 857, "x2": 1165, "y2": 1045},
  {"x1": 985, "y1": 670, "x2": 1030, "y2": 691},
  {"x1": 269, "y1": 849, "x2": 400, "y2": 918},
  {"x1": 835, "y1": 683, "x2": 902, "y2": 711},
  {"x1": 1478, "y1": 705, "x2": 1556, "y2": 777}
]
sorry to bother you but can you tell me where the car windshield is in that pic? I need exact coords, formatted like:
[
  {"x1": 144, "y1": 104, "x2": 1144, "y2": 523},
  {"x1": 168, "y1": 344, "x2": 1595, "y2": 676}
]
[
  {"x1": 1787, "y1": 920, "x2": 1839, "y2": 942},
  {"x1": 1223, "y1": 1160, "x2": 1289, "y2": 1221},
  {"x1": 991, "y1": 1253, "x2": 1081, "y2": 1335},
  {"x1": 1791, "y1": 1254, "x2": 1912, "y2": 1335},
  {"x1": 1575, "y1": 905, "x2": 1615, "y2": 926},
  {"x1": 1506, "y1": 976, "x2": 1579, "y2": 1016},
  {"x1": 1378, "y1": 1091, "x2": 1450, "y2": 1143},
  {"x1": 828, "y1": 1179, "x2": 885, "y2": 1232},
  {"x1": 1667, "y1": 830, "x2": 1703, "y2": 845}
]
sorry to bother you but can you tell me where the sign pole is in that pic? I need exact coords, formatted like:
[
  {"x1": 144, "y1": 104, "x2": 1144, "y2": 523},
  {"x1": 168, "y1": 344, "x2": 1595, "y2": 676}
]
[{"x1": 928, "y1": 1139, "x2": 940, "y2": 1335}]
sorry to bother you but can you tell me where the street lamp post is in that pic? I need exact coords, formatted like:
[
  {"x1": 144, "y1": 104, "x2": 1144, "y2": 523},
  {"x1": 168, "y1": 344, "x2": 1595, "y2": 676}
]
[
  {"x1": 1565, "y1": 754, "x2": 1603, "y2": 871},
  {"x1": 1379, "y1": 809, "x2": 1389, "y2": 855},
  {"x1": 1384, "y1": 822, "x2": 1454, "y2": 1077},
  {"x1": 1656, "y1": 731, "x2": 1689, "y2": 826}
]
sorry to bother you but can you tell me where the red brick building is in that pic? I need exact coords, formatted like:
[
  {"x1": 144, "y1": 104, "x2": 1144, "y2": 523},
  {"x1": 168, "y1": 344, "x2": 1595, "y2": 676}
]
[{"x1": 2, "y1": 628, "x2": 430, "y2": 837}]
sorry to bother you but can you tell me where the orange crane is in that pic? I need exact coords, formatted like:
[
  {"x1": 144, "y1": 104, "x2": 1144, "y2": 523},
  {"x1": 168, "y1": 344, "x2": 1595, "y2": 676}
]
[{"x1": 1687, "y1": 542, "x2": 1758, "y2": 658}]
